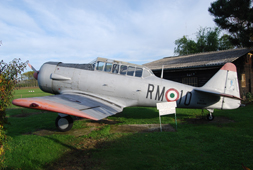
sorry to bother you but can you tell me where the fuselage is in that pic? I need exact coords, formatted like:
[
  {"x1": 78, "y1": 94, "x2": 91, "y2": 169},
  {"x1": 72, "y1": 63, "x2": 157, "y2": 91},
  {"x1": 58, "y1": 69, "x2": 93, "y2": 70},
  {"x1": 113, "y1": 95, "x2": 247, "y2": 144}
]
[{"x1": 37, "y1": 58, "x2": 229, "y2": 110}]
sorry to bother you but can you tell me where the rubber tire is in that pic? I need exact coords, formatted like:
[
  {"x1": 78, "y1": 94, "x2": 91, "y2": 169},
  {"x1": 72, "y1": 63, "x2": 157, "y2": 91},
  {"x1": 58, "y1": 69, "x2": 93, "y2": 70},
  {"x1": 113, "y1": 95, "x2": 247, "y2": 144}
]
[
  {"x1": 207, "y1": 114, "x2": 214, "y2": 121},
  {"x1": 55, "y1": 115, "x2": 73, "y2": 132}
]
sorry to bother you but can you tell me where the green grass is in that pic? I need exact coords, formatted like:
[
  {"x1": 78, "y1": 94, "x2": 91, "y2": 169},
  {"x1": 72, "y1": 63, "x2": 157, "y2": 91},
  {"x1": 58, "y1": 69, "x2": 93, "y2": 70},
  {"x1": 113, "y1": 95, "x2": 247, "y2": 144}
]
[
  {"x1": 9, "y1": 87, "x2": 52, "y2": 109},
  {"x1": 13, "y1": 87, "x2": 51, "y2": 99},
  {"x1": 3, "y1": 88, "x2": 253, "y2": 169}
]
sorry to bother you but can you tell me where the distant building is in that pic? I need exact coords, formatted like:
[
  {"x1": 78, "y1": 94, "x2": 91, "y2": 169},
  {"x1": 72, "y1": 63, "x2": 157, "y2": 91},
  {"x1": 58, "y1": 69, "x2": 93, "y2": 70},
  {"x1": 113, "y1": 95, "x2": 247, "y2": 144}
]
[{"x1": 144, "y1": 48, "x2": 253, "y2": 99}]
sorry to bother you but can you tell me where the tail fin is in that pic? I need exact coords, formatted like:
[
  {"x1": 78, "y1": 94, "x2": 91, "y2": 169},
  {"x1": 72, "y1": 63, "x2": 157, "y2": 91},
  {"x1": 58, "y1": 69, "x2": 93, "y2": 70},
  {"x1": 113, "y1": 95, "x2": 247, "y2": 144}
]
[{"x1": 202, "y1": 63, "x2": 241, "y2": 109}]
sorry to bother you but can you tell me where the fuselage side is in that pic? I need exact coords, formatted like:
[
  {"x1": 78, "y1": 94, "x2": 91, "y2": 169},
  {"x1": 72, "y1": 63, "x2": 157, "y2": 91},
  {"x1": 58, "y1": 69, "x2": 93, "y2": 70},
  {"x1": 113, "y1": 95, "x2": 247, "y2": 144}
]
[{"x1": 37, "y1": 58, "x2": 226, "y2": 110}]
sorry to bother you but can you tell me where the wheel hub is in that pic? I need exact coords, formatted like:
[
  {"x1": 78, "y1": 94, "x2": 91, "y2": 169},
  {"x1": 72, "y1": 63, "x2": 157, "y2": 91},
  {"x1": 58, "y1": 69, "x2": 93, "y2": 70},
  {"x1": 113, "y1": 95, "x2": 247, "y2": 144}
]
[{"x1": 58, "y1": 117, "x2": 69, "y2": 130}]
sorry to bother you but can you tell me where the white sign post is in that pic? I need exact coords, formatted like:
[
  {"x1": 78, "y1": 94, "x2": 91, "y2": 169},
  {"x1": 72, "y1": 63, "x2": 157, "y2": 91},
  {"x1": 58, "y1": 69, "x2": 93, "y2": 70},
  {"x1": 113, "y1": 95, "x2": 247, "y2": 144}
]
[{"x1": 156, "y1": 102, "x2": 177, "y2": 132}]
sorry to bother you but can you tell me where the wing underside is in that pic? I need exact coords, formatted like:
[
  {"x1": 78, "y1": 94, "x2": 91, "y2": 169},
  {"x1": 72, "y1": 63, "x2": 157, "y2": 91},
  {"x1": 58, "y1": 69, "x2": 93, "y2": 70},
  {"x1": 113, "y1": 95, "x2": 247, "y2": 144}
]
[{"x1": 12, "y1": 93, "x2": 124, "y2": 120}]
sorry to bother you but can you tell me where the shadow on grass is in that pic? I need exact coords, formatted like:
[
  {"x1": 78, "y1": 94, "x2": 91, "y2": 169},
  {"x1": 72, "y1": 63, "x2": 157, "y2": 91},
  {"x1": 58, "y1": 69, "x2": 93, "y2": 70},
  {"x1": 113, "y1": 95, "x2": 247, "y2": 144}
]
[
  {"x1": 43, "y1": 135, "x2": 103, "y2": 170},
  {"x1": 6, "y1": 107, "x2": 226, "y2": 138},
  {"x1": 5, "y1": 108, "x2": 58, "y2": 137},
  {"x1": 111, "y1": 107, "x2": 159, "y2": 119},
  {"x1": 43, "y1": 125, "x2": 253, "y2": 170}
]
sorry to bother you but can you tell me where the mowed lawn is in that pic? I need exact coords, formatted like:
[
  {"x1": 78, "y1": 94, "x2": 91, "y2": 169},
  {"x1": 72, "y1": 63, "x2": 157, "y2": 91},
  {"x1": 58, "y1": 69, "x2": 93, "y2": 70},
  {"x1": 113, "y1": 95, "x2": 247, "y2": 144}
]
[
  {"x1": 13, "y1": 87, "x2": 51, "y2": 100},
  {"x1": 3, "y1": 87, "x2": 253, "y2": 169}
]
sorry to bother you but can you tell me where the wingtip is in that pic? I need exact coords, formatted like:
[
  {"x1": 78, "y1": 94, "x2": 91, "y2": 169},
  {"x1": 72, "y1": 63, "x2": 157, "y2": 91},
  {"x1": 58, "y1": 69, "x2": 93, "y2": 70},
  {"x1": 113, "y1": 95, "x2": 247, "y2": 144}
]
[
  {"x1": 12, "y1": 98, "x2": 98, "y2": 121},
  {"x1": 12, "y1": 98, "x2": 20, "y2": 106},
  {"x1": 12, "y1": 98, "x2": 29, "y2": 107}
]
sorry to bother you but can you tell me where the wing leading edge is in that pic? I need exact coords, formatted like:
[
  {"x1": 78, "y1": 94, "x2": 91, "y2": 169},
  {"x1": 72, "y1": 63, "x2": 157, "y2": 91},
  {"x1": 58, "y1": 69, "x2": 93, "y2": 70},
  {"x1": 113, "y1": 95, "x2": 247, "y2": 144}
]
[{"x1": 12, "y1": 93, "x2": 124, "y2": 120}]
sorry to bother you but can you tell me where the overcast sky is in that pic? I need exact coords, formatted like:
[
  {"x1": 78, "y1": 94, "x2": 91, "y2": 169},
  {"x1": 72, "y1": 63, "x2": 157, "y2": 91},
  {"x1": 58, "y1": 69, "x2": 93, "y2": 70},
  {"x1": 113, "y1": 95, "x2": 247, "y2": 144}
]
[{"x1": 0, "y1": 0, "x2": 217, "y2": 70}]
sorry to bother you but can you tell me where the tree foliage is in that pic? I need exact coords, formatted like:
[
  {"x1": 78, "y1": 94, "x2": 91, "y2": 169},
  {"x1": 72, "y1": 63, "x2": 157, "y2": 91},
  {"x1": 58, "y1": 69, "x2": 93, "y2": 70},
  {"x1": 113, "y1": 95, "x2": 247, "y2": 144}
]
[
  {"x1": 196, "y1": 27, "x2": 220, "y2": 52},
  {"x1": 17, "y1": 71, "x2": 38, "y2": 88},
  {"x1": 174, "y1": 27, "x2": 233, "y2": 55},
  {"x1": 208, "y1": 0, "x2": 253, "y2": 47},
  {"x1": 174, "y1": 35, "x2": 197, "y2": 55},
  {"x1": 219, "y1": 34, "x2": 234, "y2": 50},
  {"x1": 0, "y1": 58, "x2": 27, "y2": 167},
  {"x1": 22, "y1": 71, "x2": 34, "y2": 80}
]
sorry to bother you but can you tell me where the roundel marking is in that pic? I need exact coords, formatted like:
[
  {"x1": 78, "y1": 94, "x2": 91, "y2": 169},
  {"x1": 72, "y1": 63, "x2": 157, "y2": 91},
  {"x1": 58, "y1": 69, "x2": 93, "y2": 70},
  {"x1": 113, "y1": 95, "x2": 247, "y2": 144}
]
[{"x1": 165, "y1": 88, "x2": 179, "y2": 102}]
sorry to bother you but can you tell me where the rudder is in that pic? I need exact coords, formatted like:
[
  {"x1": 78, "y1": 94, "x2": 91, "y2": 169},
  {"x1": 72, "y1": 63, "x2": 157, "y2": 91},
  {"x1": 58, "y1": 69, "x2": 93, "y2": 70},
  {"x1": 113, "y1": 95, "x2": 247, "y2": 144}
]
[{"x1": 202, "y1": 63, "x2": 241, "y2": 109}]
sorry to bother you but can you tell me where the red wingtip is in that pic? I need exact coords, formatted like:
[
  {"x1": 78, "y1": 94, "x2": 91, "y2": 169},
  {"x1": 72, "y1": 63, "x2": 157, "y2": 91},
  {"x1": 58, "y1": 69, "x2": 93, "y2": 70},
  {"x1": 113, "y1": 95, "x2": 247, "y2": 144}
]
[
  {"x1": 12, "y1": 98, "x2": 98, "y2": 121},
  {"x1": 221, "y1": 63, "x2": 237, "y2": 72}
]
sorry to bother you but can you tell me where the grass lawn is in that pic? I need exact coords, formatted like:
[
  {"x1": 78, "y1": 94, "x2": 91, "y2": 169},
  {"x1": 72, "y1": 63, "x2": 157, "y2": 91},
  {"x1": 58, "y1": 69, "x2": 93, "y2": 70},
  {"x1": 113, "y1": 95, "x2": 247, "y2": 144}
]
[{"x1": 3, "y1": 88, "x2": 253, "y2": 169}]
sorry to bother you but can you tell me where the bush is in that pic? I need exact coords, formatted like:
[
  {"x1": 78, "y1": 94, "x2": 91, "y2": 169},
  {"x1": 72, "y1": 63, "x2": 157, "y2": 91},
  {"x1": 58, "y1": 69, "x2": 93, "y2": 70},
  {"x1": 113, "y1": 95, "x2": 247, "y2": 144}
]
[
  {"x1": 0, "y1": 58, "x2": 27, "y2": 168},
  {"x1": 246, "y1": 92, "x2": 253, "y2": 100}
]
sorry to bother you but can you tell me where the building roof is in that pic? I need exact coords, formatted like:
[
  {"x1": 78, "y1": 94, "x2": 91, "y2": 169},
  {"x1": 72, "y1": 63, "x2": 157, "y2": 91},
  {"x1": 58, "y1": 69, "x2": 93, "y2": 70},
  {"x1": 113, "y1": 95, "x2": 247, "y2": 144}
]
[{"x1": 144, "y1": 48, "x2": 252, "y2": 71}]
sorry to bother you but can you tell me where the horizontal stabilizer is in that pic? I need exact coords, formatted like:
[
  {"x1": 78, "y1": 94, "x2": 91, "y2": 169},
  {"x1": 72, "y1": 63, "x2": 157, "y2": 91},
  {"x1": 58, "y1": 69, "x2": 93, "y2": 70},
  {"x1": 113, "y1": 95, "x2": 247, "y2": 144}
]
[{"x1": 194, "y1": 88, "x2": 243, "y2": 100}]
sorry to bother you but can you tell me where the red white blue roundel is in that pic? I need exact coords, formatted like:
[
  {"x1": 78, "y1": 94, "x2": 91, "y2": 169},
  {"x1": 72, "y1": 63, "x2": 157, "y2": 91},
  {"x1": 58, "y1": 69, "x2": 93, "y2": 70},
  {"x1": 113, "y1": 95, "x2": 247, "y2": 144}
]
[{"x1": 165, "y1": 88, "x2": 179, "y2": 102}]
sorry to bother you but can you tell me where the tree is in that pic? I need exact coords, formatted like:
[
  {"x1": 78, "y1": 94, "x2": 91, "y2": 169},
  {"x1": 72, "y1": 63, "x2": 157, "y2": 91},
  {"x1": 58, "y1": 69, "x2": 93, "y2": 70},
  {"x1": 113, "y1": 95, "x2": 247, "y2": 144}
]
[
  {"x1": 22, "y1": 71, "x2": 34, "y2": 80},
  {"x1": 19, "y1": 71, "x2": 38, "y2": 87},
  {"x1": 174, "y1": 27, "x2": 232, "y2": 55},
  {"x1": 174, "y1": 35, "x2": 197, "y2": 55},
  {"x1": 219, "y1": 34, "x2": 234, "y2": 50},
  {"x1": 0, "y1": 58, "x2": 27, "y2": 167},
  {"x1": 196, "y1": 27, "x2": 220, "y2": 52},
  {"x1": 208, "y1": 0, "x2": 253, "y2": 47}
]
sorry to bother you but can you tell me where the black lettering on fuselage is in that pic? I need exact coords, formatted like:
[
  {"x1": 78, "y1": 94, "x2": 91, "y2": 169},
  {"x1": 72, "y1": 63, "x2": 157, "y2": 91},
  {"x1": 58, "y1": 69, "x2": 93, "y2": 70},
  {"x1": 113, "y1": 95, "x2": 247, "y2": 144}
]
[
  {"x1": 184, "y1": 92, "x2": 192, "y2": 106},
  {"x1": 146, "y1": 84, "x2": 154, "y2": 99},
  {"x1": 155, "y1": 86, "x2": 165, "y2": 101}
]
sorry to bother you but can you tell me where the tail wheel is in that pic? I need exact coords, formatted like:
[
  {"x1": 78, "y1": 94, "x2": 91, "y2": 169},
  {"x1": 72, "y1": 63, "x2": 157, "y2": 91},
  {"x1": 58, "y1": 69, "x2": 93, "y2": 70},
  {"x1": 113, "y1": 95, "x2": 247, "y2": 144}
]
[
  {"x1": 55, "y1": 115, "x2": 73, "y2": 132},
  {"x1": 207, "y1": 114, "x2": 214, "y2": 121}
]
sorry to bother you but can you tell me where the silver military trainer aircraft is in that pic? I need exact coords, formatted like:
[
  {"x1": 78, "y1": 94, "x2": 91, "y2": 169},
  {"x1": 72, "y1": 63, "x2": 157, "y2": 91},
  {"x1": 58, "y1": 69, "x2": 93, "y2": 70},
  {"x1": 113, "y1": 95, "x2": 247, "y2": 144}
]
[{"x1": 12, "y1": 57, "x2": 242, "y2": 132}]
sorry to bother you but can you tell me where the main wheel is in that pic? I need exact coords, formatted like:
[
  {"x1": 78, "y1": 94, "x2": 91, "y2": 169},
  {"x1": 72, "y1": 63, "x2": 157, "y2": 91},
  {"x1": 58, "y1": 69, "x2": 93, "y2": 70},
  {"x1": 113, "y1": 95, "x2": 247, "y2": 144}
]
[
  {"x1": 207, "y1": 114, "x2": 214, "y2": 121},
  {"x1": 55, "y1": 115, "x2": 73, "y2": 132}
]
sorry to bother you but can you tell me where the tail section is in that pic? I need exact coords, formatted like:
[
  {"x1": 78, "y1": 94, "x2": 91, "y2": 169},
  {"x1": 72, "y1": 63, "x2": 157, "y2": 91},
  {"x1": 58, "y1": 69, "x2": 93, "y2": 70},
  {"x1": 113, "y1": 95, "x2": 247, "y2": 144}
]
[{"x1": 201, "y1": 63, "x2": 241, "y2": 109}]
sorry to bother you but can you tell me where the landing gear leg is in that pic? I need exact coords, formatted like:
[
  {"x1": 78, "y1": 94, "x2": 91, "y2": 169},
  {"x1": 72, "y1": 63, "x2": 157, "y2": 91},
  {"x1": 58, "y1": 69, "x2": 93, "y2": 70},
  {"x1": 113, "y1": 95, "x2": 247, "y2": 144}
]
[
  {"x1": 55, "y1": 113, "x2": 73, "y2": 132},
  {"x1": 206, "y1": 109, "x2": 214, "y2": 121}
]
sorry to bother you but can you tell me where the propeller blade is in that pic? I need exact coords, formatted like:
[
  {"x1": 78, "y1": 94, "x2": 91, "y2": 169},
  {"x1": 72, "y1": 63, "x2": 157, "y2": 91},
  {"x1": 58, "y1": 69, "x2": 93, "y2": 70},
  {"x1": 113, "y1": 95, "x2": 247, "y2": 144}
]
[
  {"x1": 28, "y1": 63, "x2": 39, "y2": 80},
  {"x1": 28, "y1": 63, "x2": 37, "y2": 72}
]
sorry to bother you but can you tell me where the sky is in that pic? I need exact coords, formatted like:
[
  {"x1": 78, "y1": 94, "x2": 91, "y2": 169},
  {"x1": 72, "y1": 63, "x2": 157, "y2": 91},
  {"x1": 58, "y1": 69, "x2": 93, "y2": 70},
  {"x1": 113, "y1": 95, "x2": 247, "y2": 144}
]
[{"x1": 0, "y1": 0, "x2": 217, "y2": 71}]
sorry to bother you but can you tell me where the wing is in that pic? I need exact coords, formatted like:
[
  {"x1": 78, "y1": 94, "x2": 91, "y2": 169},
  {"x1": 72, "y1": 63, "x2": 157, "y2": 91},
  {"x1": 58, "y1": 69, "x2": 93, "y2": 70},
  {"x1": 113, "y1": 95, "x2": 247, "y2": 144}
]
[
  {"x1": 194, "y1": 88, "x2": 243, "y2": 100},
  {"x1": 12, "y1": 93, "x2": 124, "y2": 120}
]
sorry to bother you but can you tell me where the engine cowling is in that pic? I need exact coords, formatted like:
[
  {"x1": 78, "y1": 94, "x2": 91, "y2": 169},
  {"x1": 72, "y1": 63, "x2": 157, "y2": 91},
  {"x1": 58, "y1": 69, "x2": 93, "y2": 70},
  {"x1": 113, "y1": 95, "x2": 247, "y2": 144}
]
[{"x1": 38, "y1": 62, "x2": 60, "y2": 94}]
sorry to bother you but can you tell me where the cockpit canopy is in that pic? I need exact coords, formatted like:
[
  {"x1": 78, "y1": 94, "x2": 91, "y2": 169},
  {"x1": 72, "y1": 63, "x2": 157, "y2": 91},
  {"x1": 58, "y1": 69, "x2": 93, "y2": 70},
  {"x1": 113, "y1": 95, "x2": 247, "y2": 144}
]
[{"x1": 93, "y1": 57, "x2": 154, "y2": 78}]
